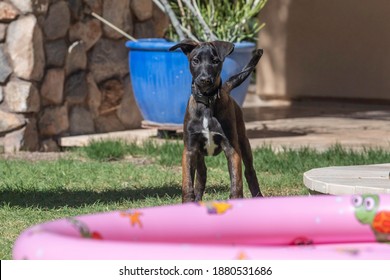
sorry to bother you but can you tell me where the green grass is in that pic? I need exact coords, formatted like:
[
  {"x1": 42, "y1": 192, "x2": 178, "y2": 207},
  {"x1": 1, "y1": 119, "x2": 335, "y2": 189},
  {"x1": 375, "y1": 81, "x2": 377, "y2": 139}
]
[
  {"x1": 1, "y1": 141, "x2": 389, "y2": 259},
  {"x1": 81, "y1": 139, "x2": 128, "y2": 161}
]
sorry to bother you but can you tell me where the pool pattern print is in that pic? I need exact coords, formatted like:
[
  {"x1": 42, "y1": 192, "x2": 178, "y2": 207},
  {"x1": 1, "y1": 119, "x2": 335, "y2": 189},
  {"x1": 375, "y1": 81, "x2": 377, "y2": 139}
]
[{"x1": 352, "y1": 194, "x2": 390, "y2": 243}]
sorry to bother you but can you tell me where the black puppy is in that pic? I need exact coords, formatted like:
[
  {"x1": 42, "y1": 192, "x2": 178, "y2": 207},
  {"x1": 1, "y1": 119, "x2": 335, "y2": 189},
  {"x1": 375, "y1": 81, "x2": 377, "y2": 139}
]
[{"x1": 169, "y1": 40, "x2": 263, "y2": 202}]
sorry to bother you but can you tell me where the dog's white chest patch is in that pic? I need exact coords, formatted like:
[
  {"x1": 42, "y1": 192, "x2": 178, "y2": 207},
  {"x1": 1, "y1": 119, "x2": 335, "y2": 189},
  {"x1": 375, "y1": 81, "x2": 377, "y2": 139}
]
[{"x1": 202, "y1": 117, "x2": 217, "y2": 156}]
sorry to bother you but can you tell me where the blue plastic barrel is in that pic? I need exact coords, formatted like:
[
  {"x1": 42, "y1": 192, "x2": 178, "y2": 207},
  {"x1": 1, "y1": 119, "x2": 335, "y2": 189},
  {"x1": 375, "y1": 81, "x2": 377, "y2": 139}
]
[{"x1": 126, "y1": 39, "x2": 255, "y2": 125}]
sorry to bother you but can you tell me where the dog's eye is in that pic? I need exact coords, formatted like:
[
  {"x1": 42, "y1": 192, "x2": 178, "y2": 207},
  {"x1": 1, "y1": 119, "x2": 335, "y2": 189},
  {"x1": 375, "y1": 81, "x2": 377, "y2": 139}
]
[
  {"x1": 192, "y1": 58, "x2": 199, "y2": 65},
  {"x1": 212, "y1": 58, "x2": 220, "y2": 64}
]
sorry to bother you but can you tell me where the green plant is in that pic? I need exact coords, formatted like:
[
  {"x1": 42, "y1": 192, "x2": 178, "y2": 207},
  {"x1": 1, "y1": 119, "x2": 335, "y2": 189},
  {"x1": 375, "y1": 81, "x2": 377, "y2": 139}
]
[{"x1": 155, "y1": 0, "x2": 267, "y2": 42}]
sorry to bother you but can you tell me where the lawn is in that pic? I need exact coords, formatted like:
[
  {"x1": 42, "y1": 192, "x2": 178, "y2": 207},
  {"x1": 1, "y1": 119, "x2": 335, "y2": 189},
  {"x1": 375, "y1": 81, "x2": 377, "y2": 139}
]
[{"x1": 1, "y1": 140, "x2": 389, "y2": 259}]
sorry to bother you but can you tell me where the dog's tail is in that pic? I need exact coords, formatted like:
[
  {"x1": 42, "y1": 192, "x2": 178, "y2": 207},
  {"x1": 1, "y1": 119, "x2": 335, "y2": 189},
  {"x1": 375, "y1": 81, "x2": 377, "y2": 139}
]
[{"x1": 222, "y1": 49, "x2": 263, "y2": 92}]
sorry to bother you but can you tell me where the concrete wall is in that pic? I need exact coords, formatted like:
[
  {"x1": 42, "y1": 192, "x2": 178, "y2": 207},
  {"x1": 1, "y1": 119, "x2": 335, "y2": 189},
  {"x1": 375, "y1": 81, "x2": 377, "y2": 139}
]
[{"x1": 257, "y1": 0, "x2": 390, "y2": 101}]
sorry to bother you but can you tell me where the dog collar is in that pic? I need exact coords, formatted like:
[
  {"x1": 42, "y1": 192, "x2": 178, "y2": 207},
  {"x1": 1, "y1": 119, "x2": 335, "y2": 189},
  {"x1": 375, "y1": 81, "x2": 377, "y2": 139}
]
[{"x1": 191, "y1": 84, "x2": 221, "y2": 107}]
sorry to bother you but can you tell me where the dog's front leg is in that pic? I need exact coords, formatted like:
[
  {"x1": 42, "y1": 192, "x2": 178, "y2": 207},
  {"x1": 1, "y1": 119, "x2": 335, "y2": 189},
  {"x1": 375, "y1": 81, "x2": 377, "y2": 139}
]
[
  {"x1": 222, "y1": 143, "x2": 244, "y2": 199},
  {"x1": 194, "y1": 155, "x2": 207, "y2": 201},
  {"x1": 182, "y1": 148, "x2": 197, "y2": 202}
]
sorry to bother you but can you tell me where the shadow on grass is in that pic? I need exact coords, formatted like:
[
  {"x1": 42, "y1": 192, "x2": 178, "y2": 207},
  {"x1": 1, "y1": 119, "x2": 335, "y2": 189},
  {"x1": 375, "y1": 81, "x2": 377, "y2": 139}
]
[{"x1": 0, "y1": 185, "x2": 183, "y2": 209}]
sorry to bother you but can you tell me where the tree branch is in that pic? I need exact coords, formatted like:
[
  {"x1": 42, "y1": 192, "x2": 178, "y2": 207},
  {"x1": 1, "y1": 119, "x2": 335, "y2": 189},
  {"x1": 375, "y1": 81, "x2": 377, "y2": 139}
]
[{"x1": 154, "y1": 0, "x2": 186, "y2": 41}]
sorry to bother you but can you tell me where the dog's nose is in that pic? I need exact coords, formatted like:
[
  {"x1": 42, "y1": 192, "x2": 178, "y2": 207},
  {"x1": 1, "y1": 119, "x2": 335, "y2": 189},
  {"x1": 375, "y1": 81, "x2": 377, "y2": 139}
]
[{"x1": 199, "y1": 77, "x2": 212, "y2": 85}]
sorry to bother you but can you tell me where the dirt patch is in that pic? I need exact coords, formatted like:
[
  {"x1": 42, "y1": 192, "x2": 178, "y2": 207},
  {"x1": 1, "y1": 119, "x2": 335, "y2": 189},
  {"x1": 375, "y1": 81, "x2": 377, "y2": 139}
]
[
  {"x1": 122, "y1": 155, "x2": 155, "y2": 165},
  {"x1": 0, "y1": 151, "x2": 154, "y2": 165},
  {"x1": 0, "y1": 151, "x2": 73, "y2": 161}
]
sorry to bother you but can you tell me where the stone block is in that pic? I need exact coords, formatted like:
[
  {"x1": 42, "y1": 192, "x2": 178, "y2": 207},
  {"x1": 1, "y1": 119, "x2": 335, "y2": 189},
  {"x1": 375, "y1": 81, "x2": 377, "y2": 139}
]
[
  {"x1": 68, "y1": 0, "x2": 83, "y2": 20},
  {"x1": 0, "y1": 44, "x2": 12, "y2": 83},
  {"x1": 99, "y1": 79, "x2": 124, "y2": 114},
  {"x1": 9, "y1": 0, "x2": 49, "y2": 15},
  {"x1": 134, "y1": 19, "x2": 155, "y2": 38},
  {"x1": 102, "y1": 0, "x2": 132, "y2": 39},
  {"x1": 83, "y1": 0, "x2": 102, "y2": 15},
  {"x1": 65, "y1": 71, "x2": 88, "y2": 105},
  {"x1": 45, "y1": 39, "x2": 67, "y2": 67},
  {"x1": 69, "y1": 19, "x2": 102, "y2": 51},
  {"x1": 0, "y1": 2, "x2": 19, "y2": 22},
  {"x1": 4, "y1": 78, "x2": 40, "y2": 113},
  {"x1": 0, "y1": 109, "x2": 26, "y2": 134},
  {"x1": 131, "y1": 0, "x2": 153, "y2": 21},
  {"x1": 69, "y1": 106, "x2": 95, "y2": 135},
  {"x1": 35, "y1": 0, "x2": 49, "y2": 15},
  {"x1": 117, "y1": 76, "x2": 142, "y2": 129},
  {"x1": 9, "y1": 0, "x2": 32, "y2": 14},
  {"x1": 7, "y1": 15, "x2": 45, "y2": 81},
  {"x1": 65, "y1": 41, "x2": 87, "y2": 76},
  {"x1": 89, "y1": 38, "x2": 128, "y2": 83},
  {"x1": 41, "y1": 68, "x2": 65, "y2": 105},
  {"x1": 95, "y1": 113, "x2": 125, "y2": 133},
  {"x1": 0, "y1": 23, "x2": 6, "y2": 42},
  {"x1": 43, "y1": 1, "x2": 70, "y2": 40},
  {"x1": 40, "y1": 138, "x2": 60, "y2": 152},
  {"x1": 86, "y1": 73, "x2": 101, "y2": 118},
  {"x1": 39, "y1": 105, "x2": 69, "y2": 136},
  {"x1": 4, "y1": 118, "x2": 39, "y2": 153},
  {"x1": 4, "y1": 128, "x2": 23, "y2": 153}
]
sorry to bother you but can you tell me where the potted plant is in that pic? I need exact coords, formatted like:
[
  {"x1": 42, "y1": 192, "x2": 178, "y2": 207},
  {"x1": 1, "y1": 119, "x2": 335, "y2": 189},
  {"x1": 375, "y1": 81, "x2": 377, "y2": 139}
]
[{"x1": 126, "y1": 0, "x2": 267, "y2": 126}]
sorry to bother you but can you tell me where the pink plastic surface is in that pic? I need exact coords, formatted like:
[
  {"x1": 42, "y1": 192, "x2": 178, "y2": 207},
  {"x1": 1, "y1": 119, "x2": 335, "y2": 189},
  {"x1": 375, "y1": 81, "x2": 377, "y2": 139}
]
[{"x1": 13, "y1": 195, "x2": 390, "y2": 259}]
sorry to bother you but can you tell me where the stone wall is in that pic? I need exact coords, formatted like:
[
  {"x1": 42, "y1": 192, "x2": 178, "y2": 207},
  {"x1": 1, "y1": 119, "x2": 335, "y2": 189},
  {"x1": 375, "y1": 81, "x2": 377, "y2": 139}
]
[{"x1": 0, "y1": 0, "x2": 169, "y2": 152}]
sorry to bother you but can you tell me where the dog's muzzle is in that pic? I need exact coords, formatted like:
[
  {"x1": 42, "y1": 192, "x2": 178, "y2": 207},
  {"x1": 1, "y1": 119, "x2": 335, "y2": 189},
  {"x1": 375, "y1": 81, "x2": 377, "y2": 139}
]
[{"x1": 195, "y1": 76, "x2": 215, "y2": 93}]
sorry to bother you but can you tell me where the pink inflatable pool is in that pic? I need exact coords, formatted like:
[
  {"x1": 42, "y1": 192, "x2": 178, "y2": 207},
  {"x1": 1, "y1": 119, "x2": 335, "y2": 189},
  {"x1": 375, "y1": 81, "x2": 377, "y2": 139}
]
[{"x1": 13, "y1": 194, "x2": 390, "y2": 259}]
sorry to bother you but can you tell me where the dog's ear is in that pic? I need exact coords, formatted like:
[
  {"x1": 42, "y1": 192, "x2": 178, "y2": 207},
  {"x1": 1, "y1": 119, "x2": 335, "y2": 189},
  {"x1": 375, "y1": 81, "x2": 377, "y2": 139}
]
[
  {"x1": 211, "y1": 41, "x2": 235, "y2": 61},
  {"x1": 169, "y1": 39, "x2": 199, "y2": 56}
]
